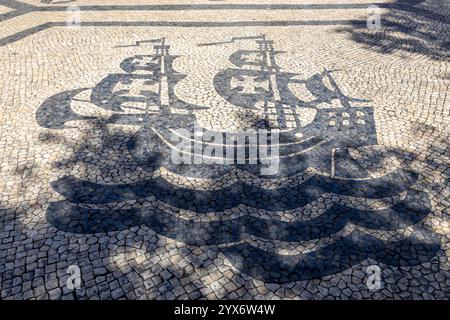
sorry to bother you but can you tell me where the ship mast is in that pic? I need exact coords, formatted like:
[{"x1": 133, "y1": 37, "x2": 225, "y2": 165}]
[
  {"x1": 154, "y1": 37, "x2": 171, "y2": 113},
  {"x1": 257, "y1": 35, "x2": 295, "y2": 131}
]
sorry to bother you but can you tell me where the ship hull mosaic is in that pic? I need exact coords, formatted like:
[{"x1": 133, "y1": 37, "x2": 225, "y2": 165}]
[{"x1": 36, "y1": 36, "x2": 441, "y2": 284}]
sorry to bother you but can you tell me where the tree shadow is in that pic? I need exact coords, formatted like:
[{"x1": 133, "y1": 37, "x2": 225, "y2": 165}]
[
  {"x1": 27, "y1": 35, "x2": 447, "y2": 299},
  {"x1": 336, "y1": 0, "x2": 450, "y2": 61},
  {"x1": 34, "y1": 90, "x2": 443, "y2": 294}
]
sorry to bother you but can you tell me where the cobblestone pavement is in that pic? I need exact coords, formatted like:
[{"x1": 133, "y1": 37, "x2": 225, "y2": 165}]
[{"x1": 0, "y1": 0, "x2": 449, "y2": 300}]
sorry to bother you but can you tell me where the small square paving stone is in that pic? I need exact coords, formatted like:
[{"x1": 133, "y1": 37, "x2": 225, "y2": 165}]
[
  {"x1": 111, "y1": 288, "x2": 125, "y2": 299},
  {"x1": 48, "y1": 288, "x2": 62, "y2": 300}
]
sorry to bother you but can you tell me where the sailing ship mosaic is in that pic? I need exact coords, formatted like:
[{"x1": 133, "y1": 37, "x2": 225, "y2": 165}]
[{"x1": 36, "y1": 36, "x2": 440, "y2": 283}]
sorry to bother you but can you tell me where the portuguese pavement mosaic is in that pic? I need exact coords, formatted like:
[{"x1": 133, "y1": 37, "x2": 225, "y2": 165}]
[{"x1": 0, "y1": 0, "x2": 449, "y2": 299}]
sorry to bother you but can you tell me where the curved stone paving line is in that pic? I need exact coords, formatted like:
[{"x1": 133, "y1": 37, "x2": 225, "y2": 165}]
[{"x1": 0, "y1": 0, "x2": 449, "y2": 300}]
